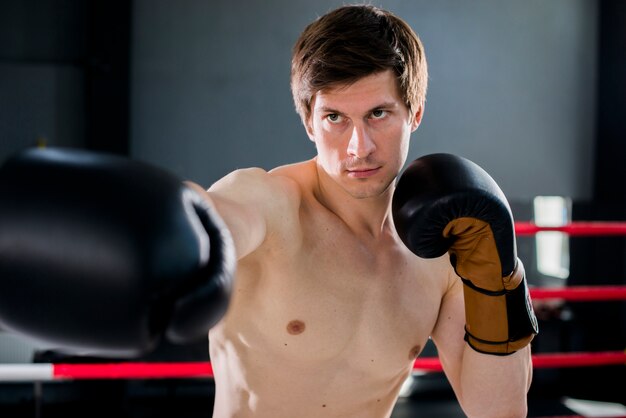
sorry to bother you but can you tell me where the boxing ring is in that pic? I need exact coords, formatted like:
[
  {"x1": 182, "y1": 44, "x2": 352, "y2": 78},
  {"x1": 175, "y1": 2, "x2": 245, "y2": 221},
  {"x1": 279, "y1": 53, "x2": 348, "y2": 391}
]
[{"x1": 1, "y1": 221, "x2": 625, "y2": 417}]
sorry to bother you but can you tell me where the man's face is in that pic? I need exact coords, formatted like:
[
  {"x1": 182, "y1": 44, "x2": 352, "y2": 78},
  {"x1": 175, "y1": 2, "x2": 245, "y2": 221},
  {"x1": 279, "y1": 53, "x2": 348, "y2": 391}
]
[{"x1": 306, "y1": 70, "x2": 422, "y2": 200}]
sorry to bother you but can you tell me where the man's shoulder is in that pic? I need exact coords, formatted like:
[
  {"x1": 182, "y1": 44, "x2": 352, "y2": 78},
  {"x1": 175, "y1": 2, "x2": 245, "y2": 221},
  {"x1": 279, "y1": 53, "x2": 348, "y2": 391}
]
[
  {"x1": 268, "y1": 159, "x2": 314, "y2": 185},
  {"x1": 209, "y1": 162, "x2": 311, "y2": 224},
  {"x1": 266, "y1": 159, "x2": 317, "y2": 203},
  {"x1": 211, "y1": 164, "x2": 298, "y2": 197}
]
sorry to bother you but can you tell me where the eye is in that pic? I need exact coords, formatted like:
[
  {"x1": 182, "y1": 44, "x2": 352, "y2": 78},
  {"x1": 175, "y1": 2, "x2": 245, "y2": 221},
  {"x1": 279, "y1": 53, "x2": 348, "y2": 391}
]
[
  {"x1": 326, "y1": 113, "x2": 343, "y2": 124},
  {"x1": 371, "y1": 109, "x2": 387, "y2": 119}
]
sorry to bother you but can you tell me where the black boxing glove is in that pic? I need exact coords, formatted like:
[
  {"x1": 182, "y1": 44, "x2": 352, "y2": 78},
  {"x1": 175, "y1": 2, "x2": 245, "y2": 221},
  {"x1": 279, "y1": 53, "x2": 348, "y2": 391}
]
[
  {"x1": 392, "y1": 153, "x2": 538, "y2": 355},
  {"x1": 0, "y1": 147, "x2": 235, "y2": 357}
]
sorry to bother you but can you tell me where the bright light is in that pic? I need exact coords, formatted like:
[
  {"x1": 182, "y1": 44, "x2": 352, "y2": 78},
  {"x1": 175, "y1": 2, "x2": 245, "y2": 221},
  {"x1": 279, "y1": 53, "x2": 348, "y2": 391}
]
[{"x1": 533, "y1": 196, "x2": 571, "y2": 279}]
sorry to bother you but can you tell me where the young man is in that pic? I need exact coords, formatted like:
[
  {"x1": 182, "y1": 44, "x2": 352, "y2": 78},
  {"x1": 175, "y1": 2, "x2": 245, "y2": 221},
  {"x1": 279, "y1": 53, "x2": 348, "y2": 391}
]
[
  {"x1": 0, "y1": 5, "x2": 536, "y2": 418},
  {"x1": 195, "y1": 5, "x2": 534, "y2": 418}
]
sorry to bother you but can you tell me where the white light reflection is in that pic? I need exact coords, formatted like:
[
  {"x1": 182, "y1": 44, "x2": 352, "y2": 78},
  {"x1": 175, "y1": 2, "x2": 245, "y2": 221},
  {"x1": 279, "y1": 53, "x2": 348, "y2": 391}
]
[{"x1": 533, "y1": 196, "x2": 571, "y2": 279}]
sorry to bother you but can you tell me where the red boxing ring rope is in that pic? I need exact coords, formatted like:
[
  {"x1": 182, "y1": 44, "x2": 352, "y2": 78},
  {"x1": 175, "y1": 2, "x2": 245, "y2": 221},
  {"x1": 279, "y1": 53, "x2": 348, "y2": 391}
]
[
  {"x1": 54, "y1": 362, "x2": 214, "y2": 380},
  {"x1": 515, "y1": 221, "x2": 626, "y2": 236},
  {"x1": 530, "y1": 351, "x2": 626, "y2": 370},
  {"x1": 413, "y1": 351, "x2": 626, "y2": 372},
  {"x1": 530, "y1": 285, "x2": 626, "y2": 301},
  {"x1": 0, "y1": 351, "x2": 624, "y2": 381}
]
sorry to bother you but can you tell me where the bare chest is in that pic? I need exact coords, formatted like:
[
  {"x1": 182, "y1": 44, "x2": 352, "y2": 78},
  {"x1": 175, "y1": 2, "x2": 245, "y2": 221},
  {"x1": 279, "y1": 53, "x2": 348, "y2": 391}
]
[{"x1": 222, "y1": 226, "x2": 444, "y2": 378}]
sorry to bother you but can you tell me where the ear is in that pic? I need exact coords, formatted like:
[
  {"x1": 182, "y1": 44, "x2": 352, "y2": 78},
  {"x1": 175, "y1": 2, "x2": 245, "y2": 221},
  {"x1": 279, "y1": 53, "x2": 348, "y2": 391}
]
[
  {"x1": 410, "y1": 104, "x2": 424, "y2": 132},
  {"x1": 304, "y1": 116, "x2": 315, "y2": 142},
  {"x1": 304, "y1": 97, "x2": 317, "y2": 142}
]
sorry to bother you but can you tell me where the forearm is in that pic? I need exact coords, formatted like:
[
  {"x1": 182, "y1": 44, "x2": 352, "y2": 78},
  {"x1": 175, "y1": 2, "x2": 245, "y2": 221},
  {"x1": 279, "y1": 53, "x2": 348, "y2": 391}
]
[{"x1": 457, "y1": 345, "x2": 532, "y2": 418}]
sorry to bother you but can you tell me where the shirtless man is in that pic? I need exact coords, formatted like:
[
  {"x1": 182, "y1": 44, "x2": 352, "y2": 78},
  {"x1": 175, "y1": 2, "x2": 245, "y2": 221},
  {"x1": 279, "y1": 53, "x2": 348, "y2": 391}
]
[
  {"x1": 0, "y1": 5, "x2": 537, "y2": 418},
  {"x1": 198, "y1": 5, "x2": 537, "y2": 417}
]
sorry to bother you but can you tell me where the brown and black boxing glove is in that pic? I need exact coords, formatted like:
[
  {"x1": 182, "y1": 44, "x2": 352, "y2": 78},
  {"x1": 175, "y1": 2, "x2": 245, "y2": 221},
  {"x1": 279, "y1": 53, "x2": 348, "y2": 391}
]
[{"x1": 392, "y1": 153, "x2": 538, "y2": 355}]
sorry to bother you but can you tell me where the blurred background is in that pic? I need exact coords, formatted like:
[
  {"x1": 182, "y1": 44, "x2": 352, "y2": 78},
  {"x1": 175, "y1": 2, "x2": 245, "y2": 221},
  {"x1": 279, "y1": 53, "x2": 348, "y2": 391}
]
[{"x1": 0, "y1": 0, "x2": 625, "y2": 417}]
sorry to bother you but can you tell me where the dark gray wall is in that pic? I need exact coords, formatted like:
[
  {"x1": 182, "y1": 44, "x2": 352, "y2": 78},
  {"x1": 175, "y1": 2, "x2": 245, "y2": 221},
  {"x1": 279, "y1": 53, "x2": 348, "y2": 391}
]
[
  {"x1": 131, "y1": 0, "x2": 597, "y2": 201},
  {"x1": 0, "y1": 1, "x2": 87, "y2": 160}
]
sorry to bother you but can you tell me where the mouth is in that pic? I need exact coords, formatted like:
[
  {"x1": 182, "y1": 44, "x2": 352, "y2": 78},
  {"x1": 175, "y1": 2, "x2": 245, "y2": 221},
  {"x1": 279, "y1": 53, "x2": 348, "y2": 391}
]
[{"x1": 346, "y1": 166, "x2": 382, "y2": 178}]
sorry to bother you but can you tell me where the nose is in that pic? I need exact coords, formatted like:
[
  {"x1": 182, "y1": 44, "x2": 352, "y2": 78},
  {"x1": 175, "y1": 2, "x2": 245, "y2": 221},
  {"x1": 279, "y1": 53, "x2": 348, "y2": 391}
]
[{"x1": 347, "y1": 125, "x2": 376, "y2": 159}]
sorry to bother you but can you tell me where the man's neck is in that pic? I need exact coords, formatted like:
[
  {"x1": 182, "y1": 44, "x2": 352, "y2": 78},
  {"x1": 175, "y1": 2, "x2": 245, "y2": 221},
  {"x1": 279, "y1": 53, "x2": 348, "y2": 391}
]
[{"x1": 313, "y1": 161, "x2": 395, "y2": 240}]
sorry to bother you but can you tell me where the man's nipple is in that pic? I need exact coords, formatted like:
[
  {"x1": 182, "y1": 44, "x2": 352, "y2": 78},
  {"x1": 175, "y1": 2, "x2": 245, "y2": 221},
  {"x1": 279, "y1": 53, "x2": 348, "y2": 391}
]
[
  {"x1": 409, "y1": 344, "x2": 422, "y2": 360},
  {"x1": 287, "y1": 320, "x2": 306, "y2": 335}
]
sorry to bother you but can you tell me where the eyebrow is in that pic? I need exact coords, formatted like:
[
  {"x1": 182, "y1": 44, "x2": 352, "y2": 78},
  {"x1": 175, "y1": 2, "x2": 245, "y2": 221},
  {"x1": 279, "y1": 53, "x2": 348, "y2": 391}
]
[{"x1": 317, "y1": 101, "x2": 399, "y2": 114}]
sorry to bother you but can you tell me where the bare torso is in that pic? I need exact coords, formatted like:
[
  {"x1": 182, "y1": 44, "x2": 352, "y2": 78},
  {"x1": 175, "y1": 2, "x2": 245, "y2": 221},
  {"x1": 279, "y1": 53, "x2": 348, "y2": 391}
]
[{"x1": 208, "y1": 160, "x2": 454, "y2": 418}]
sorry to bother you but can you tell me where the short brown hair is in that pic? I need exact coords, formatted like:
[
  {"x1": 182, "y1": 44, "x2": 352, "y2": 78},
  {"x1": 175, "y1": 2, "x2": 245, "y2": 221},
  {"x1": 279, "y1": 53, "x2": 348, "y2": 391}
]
[{"x1": 291, "y1": 5, "x2": 428, "y2": 123}]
